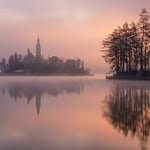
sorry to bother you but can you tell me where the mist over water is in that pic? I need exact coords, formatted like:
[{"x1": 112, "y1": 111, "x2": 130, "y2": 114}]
[{"x1": 0, "y1": 76, "x2": 150, "y2": 150}]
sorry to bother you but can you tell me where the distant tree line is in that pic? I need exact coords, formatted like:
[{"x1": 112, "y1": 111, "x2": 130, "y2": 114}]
[
  {"x1": 102, "y1": 9, "x2": 150, "y2": 76},
  {"x1": 0, "y1": 53, "x2": 90, "y2": 75}
]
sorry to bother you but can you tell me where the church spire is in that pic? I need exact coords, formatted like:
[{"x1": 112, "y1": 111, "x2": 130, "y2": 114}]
[
  {"x1": 36, "y1": 35, "x2": 41, "y2": 62},
  {"x1": 37, "y1": 35, "x2": 40, "y2": 43}
]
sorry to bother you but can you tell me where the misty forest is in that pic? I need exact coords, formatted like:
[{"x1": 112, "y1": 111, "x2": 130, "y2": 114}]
[{"x1": 0, "y1": 54, "x2": 89, "y2": 75}]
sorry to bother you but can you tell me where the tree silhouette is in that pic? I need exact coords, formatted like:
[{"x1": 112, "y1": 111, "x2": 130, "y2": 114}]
[
  {"x1": 102, "y1": 9, "x2": 150, "y2": 77},
  {"x1": 138, "y1": 8, "x2": 150, "y2": 72}
]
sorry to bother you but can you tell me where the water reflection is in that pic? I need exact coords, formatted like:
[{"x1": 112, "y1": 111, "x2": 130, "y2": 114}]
[
  {"x1": 103, "y1": 81, "x2": 150, "y2": 150},
  {"x1": 0, "y1": 79, "x2": 84, "y2": 117}
]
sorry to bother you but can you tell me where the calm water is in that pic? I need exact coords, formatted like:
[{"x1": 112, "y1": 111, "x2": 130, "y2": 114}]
[{"x1": 0, "y1": 76, "x2": 150, "y2": 150}]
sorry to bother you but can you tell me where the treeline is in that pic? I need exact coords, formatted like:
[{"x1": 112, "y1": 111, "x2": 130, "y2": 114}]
[
  {"x1": 0, "y1": 53, "x2": 90, "y2": 75},
  {"x1": 102, "y1": 9, "x2": 150, "y2": 76}
]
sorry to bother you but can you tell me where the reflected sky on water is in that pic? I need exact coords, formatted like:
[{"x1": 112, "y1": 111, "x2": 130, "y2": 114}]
[{"x1": 0, "y1": 76, "x2": 150, "y2": 150}]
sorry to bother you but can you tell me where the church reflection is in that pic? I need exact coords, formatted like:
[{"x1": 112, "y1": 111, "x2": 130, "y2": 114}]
[
  {"x1": 0, "y1": 80, "x2": 84, "y2": 118},
  {"x1": 103, "y1": 82, "x2": 150, "y2": 150}
]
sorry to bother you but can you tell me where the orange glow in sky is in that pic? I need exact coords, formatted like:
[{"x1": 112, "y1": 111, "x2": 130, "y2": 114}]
[{"x1": 0, "y1": 0, "x2": 150, "y2": 74}]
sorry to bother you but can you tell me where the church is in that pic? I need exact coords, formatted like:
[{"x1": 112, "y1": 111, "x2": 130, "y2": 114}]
[
  {"x1": 0, "y1": 36, "x2": 89, "y2": 75},
  {"x1": 23, "y1": 36, "x2": 43, "y2": 65}
]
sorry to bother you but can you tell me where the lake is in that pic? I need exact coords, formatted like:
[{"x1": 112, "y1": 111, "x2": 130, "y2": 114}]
[{"x1": 0, "y1": 76, "x2": 150, "y2": 150}]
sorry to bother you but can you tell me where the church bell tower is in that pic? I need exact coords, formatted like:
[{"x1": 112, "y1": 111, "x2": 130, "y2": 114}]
[{"x1": 36, "y1": 36, "x2": 41, "y2": 61}]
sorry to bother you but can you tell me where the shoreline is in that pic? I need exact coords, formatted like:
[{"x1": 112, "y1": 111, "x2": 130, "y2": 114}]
[
  {"x1": 106, "y1": 75, "x2": 150, "y2": 81},
  {"x1": 0, "y1": 73, "x2": 94, "y2": 77}
]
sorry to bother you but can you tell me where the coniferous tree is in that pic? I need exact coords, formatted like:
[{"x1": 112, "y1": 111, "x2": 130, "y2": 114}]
[
  {"x1": 138, "y1": 8, "x2": 150, "y2": 72},
  {"x1": 102, "y1": 8, "x2": 150, "y2": 76}
]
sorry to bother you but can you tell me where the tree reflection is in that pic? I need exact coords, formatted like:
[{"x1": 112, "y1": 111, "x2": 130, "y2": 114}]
[
  {"x1": 103, "y1": 82, "x2": 150, "y2": 150},
  {"x1": 0, "y1": 80, "x2": 84, "y2": 118}
]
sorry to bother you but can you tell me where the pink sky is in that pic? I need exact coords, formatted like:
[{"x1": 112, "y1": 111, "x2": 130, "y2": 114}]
[{"x1": 0, "y1": 0, "x2": 150, "y2": 73}]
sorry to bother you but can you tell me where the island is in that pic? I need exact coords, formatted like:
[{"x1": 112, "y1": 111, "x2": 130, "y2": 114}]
[
  {"x1": 102, "y1": 8, "x2": 150, "y2": 80},
  {"x1": 0, "y1": 36, "x2": 91, "y2": 76}
]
